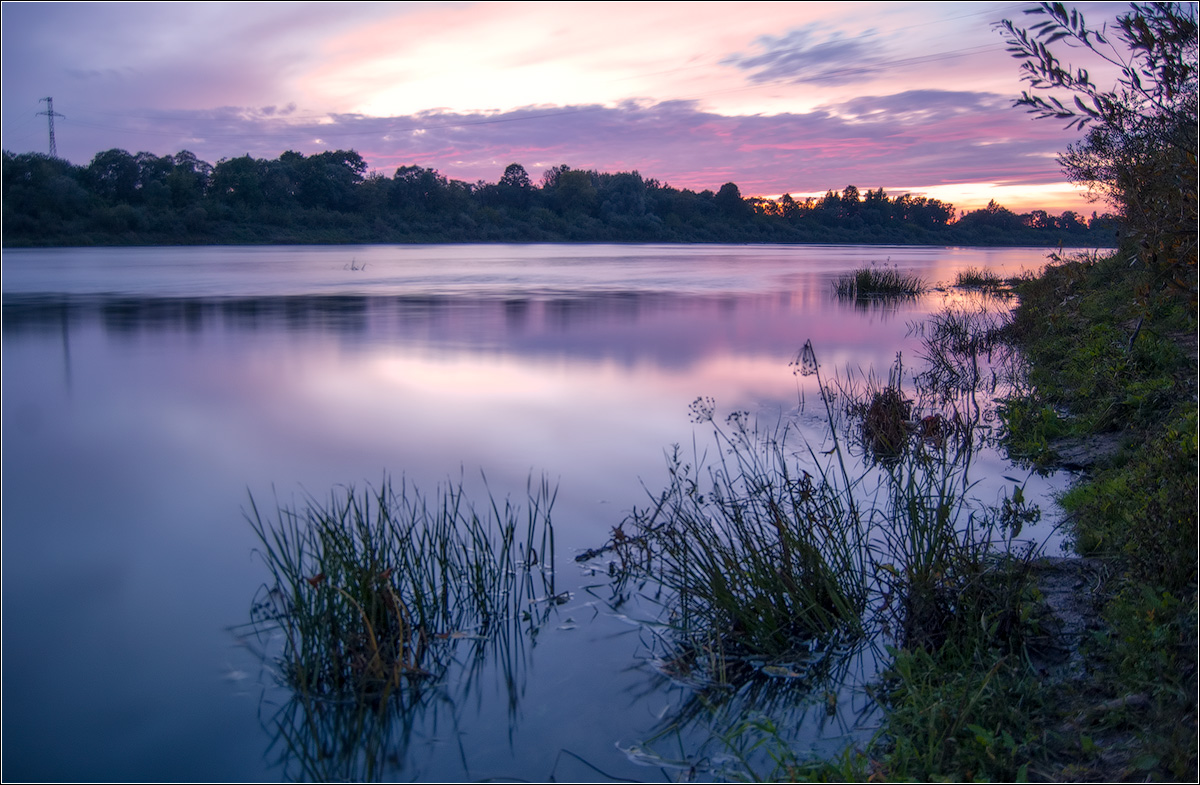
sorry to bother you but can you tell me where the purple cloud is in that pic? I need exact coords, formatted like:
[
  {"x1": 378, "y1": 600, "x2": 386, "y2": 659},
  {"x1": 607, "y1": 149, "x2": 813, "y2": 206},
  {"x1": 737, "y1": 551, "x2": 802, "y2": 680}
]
[
  {"x1": 4, "y1": 89, "x2": 1085, "y2": 209},
  {"x1": 722, "y1": 24, "x2": 890, "y2": 86}
]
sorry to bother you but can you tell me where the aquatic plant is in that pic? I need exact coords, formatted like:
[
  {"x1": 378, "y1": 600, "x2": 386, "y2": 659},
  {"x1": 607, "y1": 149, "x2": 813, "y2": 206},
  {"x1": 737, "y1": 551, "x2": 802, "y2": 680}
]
[
  {"x1": 833, "y1": 265, "x2": 927, "y2": 300},
  {"x1": 611, "y1": 403, "x2": 872, "y2": 668},
  {"x1": 246, "y1": 474, "x2": 556, "y2": 699},
  {"x1": 954, "y1": 267, "x2": 1007, "y2": 291},
  {"x1": 257, "y1": 587, "x2": 546, "y2": 782},
  {"x1": 844, "y1": 356, "x2": 915, "y2": 463}
]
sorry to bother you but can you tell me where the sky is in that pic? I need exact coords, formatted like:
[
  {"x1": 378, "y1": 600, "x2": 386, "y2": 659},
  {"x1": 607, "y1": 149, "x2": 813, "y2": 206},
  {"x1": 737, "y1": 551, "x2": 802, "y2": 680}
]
[{"x1": 1, "y1": 1, "x2": 1133, "y2": 213}]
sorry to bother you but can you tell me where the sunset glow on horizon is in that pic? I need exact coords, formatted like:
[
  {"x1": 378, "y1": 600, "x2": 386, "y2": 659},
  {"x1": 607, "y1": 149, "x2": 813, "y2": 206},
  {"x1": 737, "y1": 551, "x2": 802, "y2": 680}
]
[{"x1": 2, "y1": 1, "x2": 1133, "y2": 213}]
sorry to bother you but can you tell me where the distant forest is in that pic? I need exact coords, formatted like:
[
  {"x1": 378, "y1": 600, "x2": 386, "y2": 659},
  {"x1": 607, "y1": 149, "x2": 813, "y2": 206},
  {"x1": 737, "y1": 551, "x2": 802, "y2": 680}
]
[{"x1": 2, "y1": 148, "x2": 1117, "y2": 247}]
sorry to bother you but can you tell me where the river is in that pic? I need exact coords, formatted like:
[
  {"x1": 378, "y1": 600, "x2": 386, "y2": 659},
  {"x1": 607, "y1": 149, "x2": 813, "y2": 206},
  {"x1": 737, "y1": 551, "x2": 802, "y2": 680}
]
[{"x1": 2, "y1": 243, "x2": 1073, "y2": 781}]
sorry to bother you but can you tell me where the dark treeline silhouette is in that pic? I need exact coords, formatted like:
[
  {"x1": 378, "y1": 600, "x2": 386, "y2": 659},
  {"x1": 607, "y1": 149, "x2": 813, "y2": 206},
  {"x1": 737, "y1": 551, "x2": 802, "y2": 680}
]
[{"x1": 2, "y1": 148, "x2": 1116, "y2": 247}]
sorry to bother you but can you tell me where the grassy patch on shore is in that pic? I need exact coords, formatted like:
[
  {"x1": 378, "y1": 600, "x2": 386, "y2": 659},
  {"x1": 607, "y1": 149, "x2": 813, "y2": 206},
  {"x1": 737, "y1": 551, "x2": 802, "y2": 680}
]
[{"x1": 862, "y1": 247, "x2": 1198, "y2": 782}]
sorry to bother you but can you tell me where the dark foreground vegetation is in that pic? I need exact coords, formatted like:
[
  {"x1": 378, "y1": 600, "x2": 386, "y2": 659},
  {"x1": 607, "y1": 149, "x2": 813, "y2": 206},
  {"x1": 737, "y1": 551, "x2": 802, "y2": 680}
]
[{"x1": 4, "y1": 151, "x2": 1114, "y2": 248}]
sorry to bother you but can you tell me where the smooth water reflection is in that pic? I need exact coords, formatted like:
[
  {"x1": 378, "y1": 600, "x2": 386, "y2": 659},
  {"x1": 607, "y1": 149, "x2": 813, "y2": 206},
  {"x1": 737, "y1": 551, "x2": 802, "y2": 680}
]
[{"x1": 2, "y1": 244, "x2": 1073, "y2": 781}]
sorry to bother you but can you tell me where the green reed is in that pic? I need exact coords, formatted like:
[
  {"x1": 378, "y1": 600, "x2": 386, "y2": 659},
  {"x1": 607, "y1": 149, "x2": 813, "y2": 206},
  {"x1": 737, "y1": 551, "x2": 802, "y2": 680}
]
[
  {"x1": 246, "y1": 474, "x2": 556, "y2": 700},
  {"x1": 260, "y1": 582, "x2": 546, "y2": 783}
]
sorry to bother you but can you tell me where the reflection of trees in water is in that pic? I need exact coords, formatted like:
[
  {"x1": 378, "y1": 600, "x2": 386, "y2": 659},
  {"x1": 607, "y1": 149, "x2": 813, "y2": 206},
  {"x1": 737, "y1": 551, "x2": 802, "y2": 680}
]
[
  {"x1": 3, "y1": 294, "x2": 373, "y2": 334},
  {"x1": 2, "y1": 290, "x2": 823, "y2": 371}
]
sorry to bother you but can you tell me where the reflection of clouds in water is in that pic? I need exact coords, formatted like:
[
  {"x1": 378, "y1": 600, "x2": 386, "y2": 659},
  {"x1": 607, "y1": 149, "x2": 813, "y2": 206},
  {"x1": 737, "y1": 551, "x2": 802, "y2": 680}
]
[
  {"x1": 3, "y1": 288, "x2": 908, "y2": 372},
  {"x1": 0, "y1": 244, "x2": 1073, "y2": 781}
]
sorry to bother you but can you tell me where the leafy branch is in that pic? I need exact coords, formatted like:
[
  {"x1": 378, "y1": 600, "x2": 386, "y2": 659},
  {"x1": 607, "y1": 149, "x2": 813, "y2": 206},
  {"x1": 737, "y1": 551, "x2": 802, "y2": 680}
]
[{"x1": 997, "y1": 2, "x2": 1198, "y2": 134}]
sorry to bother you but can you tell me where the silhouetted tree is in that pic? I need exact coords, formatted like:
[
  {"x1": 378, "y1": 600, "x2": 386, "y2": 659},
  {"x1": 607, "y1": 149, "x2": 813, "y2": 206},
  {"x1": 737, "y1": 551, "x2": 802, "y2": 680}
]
[
  {"x1": 778, "y1": 193, "x2": 801, "y2": 219},
  {"x1": 840, "y1": 184, "x2": 862, "y2": 217},
  {"x1": 597, "y1": 171, "x2": 647, "y2": 217},
  {"x1": 1000, "y1": 1, "x2": 1197, "y2": 295},
  {"x1": 87, "y1": 149, "x2": 141, "y2": 203},
  {"x1": 548, "y1": 168, "x2": 597, "y2": 215},
  {"x1": 493, "y1": 163, "x2": 534, "y2": 210},
  {"x1": 714, "y1": 182, "x2": 750, "y2": 218}
]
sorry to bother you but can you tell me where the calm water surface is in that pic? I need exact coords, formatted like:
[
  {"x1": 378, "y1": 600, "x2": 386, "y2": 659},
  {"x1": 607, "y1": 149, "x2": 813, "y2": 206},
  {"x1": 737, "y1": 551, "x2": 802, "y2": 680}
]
[{"x1": 2, "y1": 244, "x2": 1070, "y2": 781}]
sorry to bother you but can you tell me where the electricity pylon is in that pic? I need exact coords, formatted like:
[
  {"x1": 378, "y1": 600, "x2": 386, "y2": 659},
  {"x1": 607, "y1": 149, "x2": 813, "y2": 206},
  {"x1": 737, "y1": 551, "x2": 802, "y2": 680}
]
[{"x1": 37, "y1": 97, "x2": 65, "y2": 158}]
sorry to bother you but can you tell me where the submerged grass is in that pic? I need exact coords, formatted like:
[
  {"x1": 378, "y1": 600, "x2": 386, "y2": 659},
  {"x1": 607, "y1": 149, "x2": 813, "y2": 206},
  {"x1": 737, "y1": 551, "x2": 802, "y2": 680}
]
[
  {"x1": 258, "y1": 585, "x2": 546, "y2": 782},
  {"x1": 246, "y1": 474, "x2": 556, "y2": 699}
]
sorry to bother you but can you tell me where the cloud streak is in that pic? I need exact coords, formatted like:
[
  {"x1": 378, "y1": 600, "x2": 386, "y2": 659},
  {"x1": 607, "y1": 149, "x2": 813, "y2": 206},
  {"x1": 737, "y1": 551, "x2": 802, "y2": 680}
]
[
  {"x1": 722, "y1": 24, "x2": 892, "y2": 86},
  {"x1": 29, "y1": 90, "x2": 1081, "y2": 211}
]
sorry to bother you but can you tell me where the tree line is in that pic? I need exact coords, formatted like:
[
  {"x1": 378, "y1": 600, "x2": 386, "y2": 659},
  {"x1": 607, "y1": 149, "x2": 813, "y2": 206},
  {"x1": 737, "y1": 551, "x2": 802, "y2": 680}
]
[{"x1": 2, "y1": 147, "x2": 1116, "y2": 247}]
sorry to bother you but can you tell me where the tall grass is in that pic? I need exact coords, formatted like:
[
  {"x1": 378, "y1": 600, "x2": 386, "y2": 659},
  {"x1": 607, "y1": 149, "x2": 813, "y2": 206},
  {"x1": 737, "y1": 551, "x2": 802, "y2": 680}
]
[
  {"x1": 602, "y1": 335, "x2": 1038, "y2": 676},
  {"x1": 246, "y1": 474, "x2": 556, "y2": 699},
  {"x1": 612, "y1": 414, "x2": 870, "y2": 674},
  {"x1": 605, "y1": 329, "x2": 1043, "y2": 662},
  {"x1": 592, "y1": 334, "x2": 1047, "y2": 775}
]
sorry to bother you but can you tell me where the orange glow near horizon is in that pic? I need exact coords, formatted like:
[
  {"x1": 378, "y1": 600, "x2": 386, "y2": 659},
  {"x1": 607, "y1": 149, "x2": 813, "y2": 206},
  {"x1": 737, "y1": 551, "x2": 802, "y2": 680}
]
[
  {"x1": 4, "y1": 2, "x2": 1138, "y2": 207},
  {"x1": 774, "y1": 180, "x2": 1099, "y2": 216}
]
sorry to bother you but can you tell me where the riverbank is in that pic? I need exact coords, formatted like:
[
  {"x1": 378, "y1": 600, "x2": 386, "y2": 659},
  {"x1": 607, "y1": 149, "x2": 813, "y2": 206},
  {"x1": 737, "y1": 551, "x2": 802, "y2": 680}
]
[{"x1": 815, "y1": 249, "x2": 1197, "y2": 781}]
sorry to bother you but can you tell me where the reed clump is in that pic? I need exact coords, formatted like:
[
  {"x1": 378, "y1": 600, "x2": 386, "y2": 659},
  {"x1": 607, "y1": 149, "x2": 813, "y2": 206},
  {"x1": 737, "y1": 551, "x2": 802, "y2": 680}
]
[
  {"x1": 588, "y1": 333, "x2": 1059, "y2": 778},
  {"x1": 611, "y1": 402, "x2": 870, "y2": 669},
  {"x1": 247, "y1": 475, "x2": 556, "y2": 699},
  {"x1": 834, "y1": 265, "x2": 927, "y2": 299},
  {"x1": 860, "y1": 386, "x2": 913, "y2": 459},
  {"x1": 954, "y1": 267, "x2": 1007, "y2": 291}
]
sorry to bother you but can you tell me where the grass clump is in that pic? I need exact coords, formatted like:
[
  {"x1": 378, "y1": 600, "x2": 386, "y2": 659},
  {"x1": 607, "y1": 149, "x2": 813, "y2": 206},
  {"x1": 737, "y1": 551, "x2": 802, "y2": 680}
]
[
  {"x1": 246, "y1": 475, "x2": 556, "y2": 699},
  {"x1": 613, "y1": 402, "x2": 871, "y2": 669},
  {"x1": 834, "y1": 264, "x2": 926, "y2": 300},
  {"x1": 955, "y1": 266, "x2": 1008, "y2": 291},
  {"x1": 1060, "y1": 406, "x2": 1197, "y2": 593},
  {"x1": 858, "y1": 385, "x2": 912, "y2": 460},
  {"x1": 1002, "y1": 250, "x2": 1194, "y2": 445},
  {"x1": 871, "y1": 637, "x2": 1042, "y2": 782}
]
